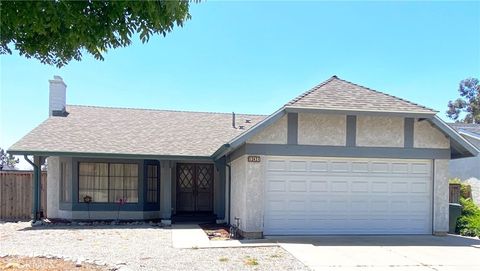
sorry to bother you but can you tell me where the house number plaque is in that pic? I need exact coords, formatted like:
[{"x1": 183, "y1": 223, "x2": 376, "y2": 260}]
[{"x1": 247, "y1": 156, "x2": 261, "y2": 163}]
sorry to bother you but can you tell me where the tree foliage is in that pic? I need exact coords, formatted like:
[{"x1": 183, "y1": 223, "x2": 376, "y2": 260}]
[
  {"x1": 1, "y1": 0, "x2": 192, "y2": 67},
  {"x1": 0, "y1": 148, "x2": 19, "y2": 170},
  {"x1": 447, "y1": 78, "x2": 480, "y2": 124}
]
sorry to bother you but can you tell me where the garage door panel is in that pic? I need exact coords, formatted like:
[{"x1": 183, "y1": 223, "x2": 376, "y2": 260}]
[
  {"x1": 267, "y1": 179, "x2": 286, "y2": 192},
  {"x1": 391, "y1": 162, "x2": 410, "y2": 173},
  {"x1": 309, "y1": 180, "x2": 329, "y2": 192},
  {"x1": 331, "y1": 181, "x2": 349, "y2": 192},
  {"x1": 288, "y1": 180, "x2": 307, "y2": 192},
  {"x1": 330, "y1": 161, "x2": 350, "y2": 172},
  {"x1": 371, "y1": 162, "x2": 390, "y2": 173},
  {"x1": 310, "y1": 161, "x2": 328, "y2": 172},
  {"x1": 351, "y1": 181, "x2": 369, "y2": 192},
  {"x1": 267, "y1": 160, "x2": 288, "y2": 171},
  {"x1": 264, "y1": 157, "x2": 432, "y2": 235},
  {"x1": 289, "y1": 160, "x2": 308, "y2": 172}
]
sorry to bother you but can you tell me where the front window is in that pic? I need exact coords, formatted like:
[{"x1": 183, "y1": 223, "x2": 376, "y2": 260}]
[
  {"x1": 78, "y1": 162, "x2": 138, "y2": 203},
  {"x1": 146, "y1": 164, "x2": 159, "y2": 203}
]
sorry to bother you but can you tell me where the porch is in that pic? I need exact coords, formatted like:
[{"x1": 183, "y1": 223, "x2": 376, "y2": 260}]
[{"x1": 43, "y1": 156, "x2": 227, "y2": 223}]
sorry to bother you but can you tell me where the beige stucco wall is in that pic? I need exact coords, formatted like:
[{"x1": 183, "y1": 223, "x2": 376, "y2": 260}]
[
  {"x1": 356, "y1": 116, "x2": 404, "y2": 147},
  {"x1": 414, "y1": 120, "x2": 450, "y2": 149},
  {"x1": 229, "y1": 155, "x2": 266, "y2": 237},
  {"x1": 433, "y1": 159, "x2": 449, "y2": 234},
  {"x1": 245, "y1": 155, "x2": 265, "y2": 234},
  {"x1": 230, "y1": 156, "x2": 247, "y2": 231},
  {"x1": 248, "y1": 115, "x2": 287, "y2": 144},
  {"x1": 298, "y1": 113, "x2": 346, "y2": 146}
]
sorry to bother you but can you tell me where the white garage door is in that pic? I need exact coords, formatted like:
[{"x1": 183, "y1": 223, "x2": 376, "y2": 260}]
[{"x1": 264, "y1": 157, "x2": 432, "y2": 235}]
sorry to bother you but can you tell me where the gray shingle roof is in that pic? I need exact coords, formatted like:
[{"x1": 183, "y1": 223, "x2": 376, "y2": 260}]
[
  {"x1": 9, "y1": 105, "x2": 265, "y2": 157},
  {"x1": 449, "y1": 123, "x2": 480, "y2": 138},
  {"x1": 286, "y1": 76, "x2": 437, "y2": 114}
]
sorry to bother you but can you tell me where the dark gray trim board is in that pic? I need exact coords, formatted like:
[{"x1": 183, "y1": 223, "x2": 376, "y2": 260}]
[
  {"x1": 346, "y1": 115, "x2": 356, "y2": 147},
  {"x1": 404, "y1": 118, "x2": 414, "y2": 148},
  {"x1": 244, "y1": 144, "x2": 451, "y2": 159},
  {"x1": 287, "y1": 113, "x2": 298, "y2": 145},
  {"x1": 284, "y1": 106, "x2": 436, "y2": 119}
]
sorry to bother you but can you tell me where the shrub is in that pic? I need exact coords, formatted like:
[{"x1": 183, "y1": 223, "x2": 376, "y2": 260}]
[{"x1": 457, "y1": 198, "x2": 480, "y2": 237}]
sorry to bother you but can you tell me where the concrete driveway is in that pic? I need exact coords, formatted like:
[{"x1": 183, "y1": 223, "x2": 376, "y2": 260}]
[{"x1": 268, "y1": 235, "x2": 480, "y2": 271}]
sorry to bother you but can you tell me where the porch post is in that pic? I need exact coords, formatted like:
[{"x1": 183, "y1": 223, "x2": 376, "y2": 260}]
[
  {"x1": 33, "y1": 156, "x2": 44, "y2": 220},
  {"x1": 25, "y1": 155, "x2": 42, "y2": 221},
  {"x1": 215, "y1": 157, "x2": 226, "y2": 221},
  {"x1": 160, "y1": 161, "x2": 172, "y2": 222}
]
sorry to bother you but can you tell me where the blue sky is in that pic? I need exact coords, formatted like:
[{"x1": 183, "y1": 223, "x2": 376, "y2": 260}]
[{"x1": 1, "y1": 1, "x2": 479, "y2": 163}]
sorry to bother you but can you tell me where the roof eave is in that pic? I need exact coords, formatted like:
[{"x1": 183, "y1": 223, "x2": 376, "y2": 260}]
[
  {"x1": 430, "y1": 116, "x2": 480, "y2": 159},
  {"x1": 7, "y1": 149, "x2": 213, "y2": 161},
  {"x1": 458, "y1": 130, "x2": 480, "y2": 141},
  {"x1": 284, "y1": 106, "x2": 437, "y2": 118}
]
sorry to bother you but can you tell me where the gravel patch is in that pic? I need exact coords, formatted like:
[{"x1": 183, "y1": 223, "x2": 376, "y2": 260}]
[{"x1": 0, "y1": 222, "x2": 309, "y2": 270}]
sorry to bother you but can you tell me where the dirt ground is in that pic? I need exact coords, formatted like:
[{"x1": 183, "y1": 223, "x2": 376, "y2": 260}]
[{"x1": 0, "y1": 256, "x2": 107, "y2": 271}]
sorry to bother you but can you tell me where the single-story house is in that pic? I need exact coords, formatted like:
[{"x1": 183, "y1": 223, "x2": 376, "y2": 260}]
[
  {"x1": 8, "y1": 75, "x2": 479, "y2": 237},
  {"x1": 449, "y1": 123, "x2": 480, "y2": 205}
]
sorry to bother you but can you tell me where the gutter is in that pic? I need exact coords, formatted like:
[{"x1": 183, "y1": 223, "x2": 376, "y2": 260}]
[{"x1": 24, "y1": 155, "x2": 40, "y2": 222}]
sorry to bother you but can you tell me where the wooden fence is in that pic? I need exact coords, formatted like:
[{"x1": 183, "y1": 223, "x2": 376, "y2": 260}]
[
  {"x1": 449, "y1": 183, "x2": 461, "y2": 204},
  {"x1": 0, "y1": 171, "x2": 47, "y2": 220}
]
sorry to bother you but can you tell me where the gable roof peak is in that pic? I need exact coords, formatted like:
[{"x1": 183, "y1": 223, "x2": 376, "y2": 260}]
[{"x1": 286, "y1": 76, "x2": 437, "y2": 115}]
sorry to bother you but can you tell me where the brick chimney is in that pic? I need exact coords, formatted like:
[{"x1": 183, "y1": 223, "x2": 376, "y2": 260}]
[{"x1": 49, "y1": 75, "x2": 67, "y2": 116}]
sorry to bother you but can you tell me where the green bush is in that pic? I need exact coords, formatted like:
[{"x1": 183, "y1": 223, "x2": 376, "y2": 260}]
[{"x1": 457, "y1": 198, "x2": 480, "y2": 237}]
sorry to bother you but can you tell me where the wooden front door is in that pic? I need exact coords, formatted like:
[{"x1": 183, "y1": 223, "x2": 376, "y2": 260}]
[{"x1": 176, "y1": 163, "x2": 214, "y2": 213}]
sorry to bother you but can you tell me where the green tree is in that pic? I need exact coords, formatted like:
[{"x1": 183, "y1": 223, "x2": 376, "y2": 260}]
[
  {"x1": 1, "y1": 0, "x2": 192, "y2": 67},
  {"x1": 0, "y1": 148, "x2": 19, "y2": 170},
  {"x1": 447, "y1": 78, "x2": 480, "y2": 124}
]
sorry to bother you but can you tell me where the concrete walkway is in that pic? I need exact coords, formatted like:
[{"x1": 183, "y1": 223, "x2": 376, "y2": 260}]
[
  {"x1": 268, "y1": 235, "x2": 480, "y2": 271},
  {"x1": 171, "y1": 224, "x2": 277, "y2": 249}
]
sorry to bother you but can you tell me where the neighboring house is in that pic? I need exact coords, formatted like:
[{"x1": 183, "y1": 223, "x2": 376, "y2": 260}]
[
  {"x1": 449, "y1": 123, "x2": 480, "y2": 205},
  {"x1": 8, "y1": 75, "x2": 479, "y2": 237}
]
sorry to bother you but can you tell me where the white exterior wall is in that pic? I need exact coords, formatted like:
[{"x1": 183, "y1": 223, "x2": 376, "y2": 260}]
[
  {"x1": 248, "y1": 115, "x2": 287, "y2": 144},
  {"x1": 414, "y1": 121, "x2": 450, "y2": 149},
  {"x1": 46, "y1": 156, "x2": 60, "y2": 218},
  {"x1": 298, "y1": 113, "x2": 346, "y2": 146},
  {"x1": 356, "y1": 116, "x2": 404, "y2": 147},
  {"x1": 433, "y1": 159, "x2": 449, "y2": 234}
]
